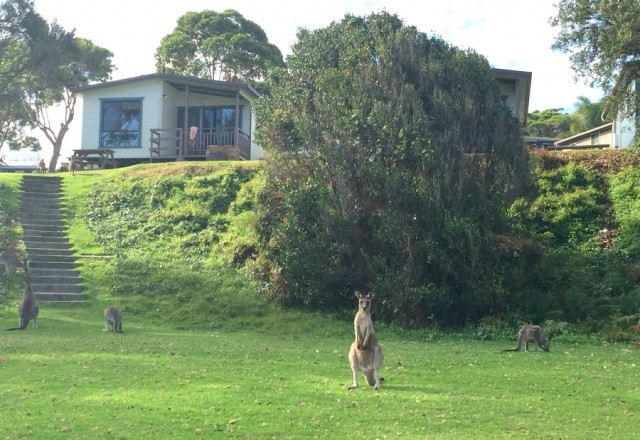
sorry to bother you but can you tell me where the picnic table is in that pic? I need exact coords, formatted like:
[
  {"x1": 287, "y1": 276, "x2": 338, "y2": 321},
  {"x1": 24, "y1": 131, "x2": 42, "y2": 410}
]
[{"x1": 71, "y1": 149, "x2": 117, "y2": 170}]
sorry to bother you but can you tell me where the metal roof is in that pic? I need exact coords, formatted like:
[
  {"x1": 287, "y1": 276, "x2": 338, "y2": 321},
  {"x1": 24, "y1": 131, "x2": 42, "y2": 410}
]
[{"x1": 73, "y1": 73, "x2": 261, "y2": 100}]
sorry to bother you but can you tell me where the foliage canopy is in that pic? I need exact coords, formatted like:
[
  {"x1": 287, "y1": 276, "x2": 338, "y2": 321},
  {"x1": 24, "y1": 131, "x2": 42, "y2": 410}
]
[
  {"x1": 551, "y1": 0, "x2": 640, "y2": 120},
  {"x1": 155, "y1": 9, "x2": 284, "y2": 83},
  {"x1": 0, "y1": 0, "x2": 113, "y2": 168},
  {"x1": 254, "y1": 12, "x2": 531, "y2": 326}
]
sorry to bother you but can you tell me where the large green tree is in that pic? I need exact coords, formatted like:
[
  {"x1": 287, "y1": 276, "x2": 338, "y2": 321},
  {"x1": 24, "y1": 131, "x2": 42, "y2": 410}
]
[
  {"x1": 526, "y1": 97, "x2": 608, "y2": 139},
  {"x1": 21, "y1": 31, "x2": 113, "y2": 170},
  {"x1": 0, "y1": 0, "x2": 49, "y2": 151},
  {"x1": 155, "y1": 9, "x2": 284, "y2": 82},
  {"x1": 254, "y1": 12, "x2": 531, "y2": 327},
  {"x1": 550, "y1": 0, "x2": 640, "y2": 120},
  {"x1": 526, "y1": 108, "x2": 573, "y2": 138}
]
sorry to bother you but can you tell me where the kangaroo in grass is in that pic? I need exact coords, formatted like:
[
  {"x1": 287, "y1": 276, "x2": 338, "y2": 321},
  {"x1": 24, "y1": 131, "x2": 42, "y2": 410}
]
[
  {"x1": 348, "y1": 291, "x2": 383, "y2": 389},
  {"x1": 6, "y1": 281, "x2": 39, "y2": 330},
  {"x1": 0, "y1": 250, "x2": 24, "y2": 274},
  {"x1": 36, "y1": 159, "x2": 47, "y2": 173},
  {"x1": 103, "y1": 307, "x2": 123, "y2": 333},
  {"x1": 68, "y1": 157, "x2": 76, "y2": 175},
  {"x1": 503, "y1": 324, "x2": 550, "y2": 352}
]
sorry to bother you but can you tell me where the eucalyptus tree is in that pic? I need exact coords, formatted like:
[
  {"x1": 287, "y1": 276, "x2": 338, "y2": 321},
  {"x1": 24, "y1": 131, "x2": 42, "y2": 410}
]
[
  {"x1": 551, "y1": 0, "x2": 640, "y2": 120},
  {"x1": 0, "y1": 0, "x2": 41, "y2": 94},
  {"x1": 254, "y1": 12, "x2": 531, "y2": 326},
  {"x1": 0, "y1": 0, "x2": 48, "y2": 150},
  {"x1": 21, "y1": 29, "x2": 113, "y2": 171},
  {"x1": 155, "y1": 9, "x2": 284, "y2": 82},
  {"x1": 526, "y1": 108, "x2": 573, "y2": 138}
]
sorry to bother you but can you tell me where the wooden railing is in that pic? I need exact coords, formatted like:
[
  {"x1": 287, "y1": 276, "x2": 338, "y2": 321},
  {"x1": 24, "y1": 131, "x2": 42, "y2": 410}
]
[
  {"x1": 150, "y1": 128, "x2": 183, "y2": 162},
  {"x1": 151, "y1": 127, "x2": 251, "y2": 161}
]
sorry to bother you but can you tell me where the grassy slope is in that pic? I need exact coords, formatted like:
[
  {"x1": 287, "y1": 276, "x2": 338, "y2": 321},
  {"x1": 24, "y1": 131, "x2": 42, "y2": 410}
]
[{"x1": 0, "y1": 165, "x2": 639, "y2": 439}]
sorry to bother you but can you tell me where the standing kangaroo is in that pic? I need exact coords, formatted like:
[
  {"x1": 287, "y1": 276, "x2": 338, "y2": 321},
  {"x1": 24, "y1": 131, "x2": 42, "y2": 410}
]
[
  {"x1": 6, "y1": 281, "x2": 39, "y2": 330},
  {"x1": 503, "y1": 324, "x2": 550, "y2": 352},
  {"x1": 103, "y1": 307, "x2": 123, "y2": 333},
  {"x1": 348, "y1": 291, "x2": 383, "y2": 389},
  {"x1": 36, "y1": 159, "x2": 47, "y2": 173},
  {"x1": 0, "y1": 250, "x2": 24, "y2": 274},
  {"x1": 68, "y1": 157, "x2": 77, "y2": 175}
]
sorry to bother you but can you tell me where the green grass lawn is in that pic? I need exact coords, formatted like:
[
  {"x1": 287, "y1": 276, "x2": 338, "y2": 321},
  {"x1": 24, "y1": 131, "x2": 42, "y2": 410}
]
[
  {"x1": 1, "y1": 301, "x2": 638, "y2": 440},
  {"x1": 1, "y1": 167, "x2": 639, "y2": 439}
]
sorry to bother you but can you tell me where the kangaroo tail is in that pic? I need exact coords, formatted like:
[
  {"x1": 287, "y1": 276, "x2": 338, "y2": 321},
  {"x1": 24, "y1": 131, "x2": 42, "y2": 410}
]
[{"x1": 6, "y1": 320, "x2": 29, "y2": 331}]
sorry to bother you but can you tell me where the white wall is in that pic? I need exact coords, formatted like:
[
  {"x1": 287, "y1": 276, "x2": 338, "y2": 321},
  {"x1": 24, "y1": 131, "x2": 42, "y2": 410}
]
[{"x1": 79, "y1": 78, "x2": 164, "y2": 160}]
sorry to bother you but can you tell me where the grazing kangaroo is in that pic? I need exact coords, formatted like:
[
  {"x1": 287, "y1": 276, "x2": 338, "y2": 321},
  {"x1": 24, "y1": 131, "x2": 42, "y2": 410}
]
[
  {"x1": 348, "y1": 291, "x2": 383, "y2": 389},
  {"x1": 68, "y1": 157, "x2": 76, "y2": 175},
  {"x1": 0, "y1": 250, "x2": 24, "y2": 274},
  {"x1": 103, "y1": 307, "x2": 123, "y2": 333},
  {"x1": 36, "y1": 159, "x2": 47, "y2": 173},
  {"x1": 6, "y1": 281, "x2": 39, "y2": 330},
  {"x1": 503, "y1": 324, "x2": 550, "y2": 352}
]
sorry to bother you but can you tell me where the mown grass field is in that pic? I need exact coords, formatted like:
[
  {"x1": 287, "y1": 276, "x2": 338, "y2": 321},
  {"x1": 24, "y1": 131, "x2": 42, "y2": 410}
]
[
  {"x1": 1, "y1": 302, "x2": 639, "y2": 440},
  {"x1": 0, "y1": 167, "x2": 639, "y2": 439}
]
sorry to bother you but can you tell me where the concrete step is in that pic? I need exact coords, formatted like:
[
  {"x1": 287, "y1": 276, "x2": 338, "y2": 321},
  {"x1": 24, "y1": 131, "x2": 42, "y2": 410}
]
[
  {"x1": 19, "y1": 199, "x2": 62, "y2": 209},
  {"x1": 34, "y1": 292, "x2": 85, "y2": 302},
  {"x1": 21, "y1": 179, "x2": 62, "y2": 189},
  {"x1": 21, "y1": 222, "x2": 66, "y2": 231},
  {"x1": 20, "y1": 211, "x2": 62, "y2": 222},
  {"x1": 28, "y1": 255, "x2": 77, "y2": 264},
  {"x1": 21, "y1": 185, "x2": 62, "y2": 193},
  {"x1": 24, "y1": 248, "x2": 74, "y2": 257},
  {"x1": 28, "y1": 261, "x2": 78, "y2": 270},
  {"x1": 20, "y1": 206, "x2": 62, "y2": 215},
  {"x1": 30, "y1": 283, "x2": 83, "y2": 293},
  {"x1": 23, "y1": 226, "x2": 68, "y2": 235},
  {"x1": 21, "y1": 188, "x2": 61, "y2": 196},
  {"x1": 24, "y1": 238, "x2": 71, "y2": 247},
  {"x1": 21, "y1": 176, "x2": 62, "y2": 184},
  {"x1": 28, "y1": 268, "x2": 80, "y2": 278},
  {"x1": 24, "y1": 243, "x2": 71, "y2": 250},
  {"x1": 20, "y1": 191, "x2": 62, "y2": 199},
  {"x1": 28, "y1": 275, "x2": 83, "y2": 285}
]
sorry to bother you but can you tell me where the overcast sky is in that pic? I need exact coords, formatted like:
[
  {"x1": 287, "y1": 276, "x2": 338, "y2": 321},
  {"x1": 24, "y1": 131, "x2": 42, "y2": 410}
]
[{"x1": 32, "y1": 0, "x2": 604, "y2": 159}]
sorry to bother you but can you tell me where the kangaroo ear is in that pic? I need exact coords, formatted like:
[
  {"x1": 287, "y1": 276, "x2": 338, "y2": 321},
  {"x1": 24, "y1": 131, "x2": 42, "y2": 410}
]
[
  {"x1": 368, "y1": 292, "x2": 375, "y2": 299},
  {"x1": 355, "y1": 290, "x2": 362, "y2": 299}
]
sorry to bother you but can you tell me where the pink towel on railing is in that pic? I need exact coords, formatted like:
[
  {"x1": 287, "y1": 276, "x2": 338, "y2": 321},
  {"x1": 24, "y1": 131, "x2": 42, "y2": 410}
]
[{"x1": 189, "y1": 126, "x2": 198, "y2": 147}]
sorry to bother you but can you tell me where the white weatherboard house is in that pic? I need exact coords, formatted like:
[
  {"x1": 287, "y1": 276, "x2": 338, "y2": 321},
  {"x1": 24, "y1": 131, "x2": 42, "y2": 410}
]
[
  {"x1": 73, "y1": 73, "x2": 263, "y2": 166},
  {"x1": 73, "y1": 68, "x2": 531, "y2": 167}
]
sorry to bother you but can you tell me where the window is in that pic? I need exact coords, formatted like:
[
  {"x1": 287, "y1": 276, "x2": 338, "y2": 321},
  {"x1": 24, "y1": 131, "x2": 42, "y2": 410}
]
[
  {"x1": 100, "y1": 99, "x2": 142, "y2": 148},
  {"x1": 177, "y1": 106, "x2": 242, "y2": 131},
  {"x1": 591, "y1": 132, "x2": 600, "y2": 145}
]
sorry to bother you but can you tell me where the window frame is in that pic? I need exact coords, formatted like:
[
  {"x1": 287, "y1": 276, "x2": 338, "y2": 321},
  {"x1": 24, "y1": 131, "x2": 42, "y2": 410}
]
[{"x1": 99, "y1": 98, "x2": 143, "y2": 148}]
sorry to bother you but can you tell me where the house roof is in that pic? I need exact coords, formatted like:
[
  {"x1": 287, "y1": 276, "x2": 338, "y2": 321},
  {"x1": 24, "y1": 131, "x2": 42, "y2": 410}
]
[
  {"x1": 555, "y1": 122, "x2": 613, "y2": 146},
  {"x1": 73, "y1": 73, "x2": 261, "y2": 100}
]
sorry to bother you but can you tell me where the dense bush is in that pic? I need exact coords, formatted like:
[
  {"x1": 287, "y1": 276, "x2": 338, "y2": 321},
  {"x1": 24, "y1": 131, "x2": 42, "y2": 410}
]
[
  {"x1": 501, "y1": 152, "x2": 640, "y2": 327},
  {"x1": 53, "y1": 149, "x2": 640, "y2": 331},
  {"x1": 253, "y1": 12, "x2": 531, "y2": 327}
]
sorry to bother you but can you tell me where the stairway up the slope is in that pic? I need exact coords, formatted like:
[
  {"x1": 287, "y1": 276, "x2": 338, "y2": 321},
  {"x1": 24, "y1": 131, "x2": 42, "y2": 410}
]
[{"x1": 20, "y1": 175, "x2": 85, "y2": 303}]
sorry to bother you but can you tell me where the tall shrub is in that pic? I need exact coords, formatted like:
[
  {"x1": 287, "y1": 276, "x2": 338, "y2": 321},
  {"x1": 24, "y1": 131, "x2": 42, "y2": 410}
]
[{"x1": 254, "y1": 12, "x2": 531, "y2": 326}]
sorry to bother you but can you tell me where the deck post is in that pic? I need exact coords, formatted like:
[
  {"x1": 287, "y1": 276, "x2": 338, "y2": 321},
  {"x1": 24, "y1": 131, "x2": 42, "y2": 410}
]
[{"x1": 235, "y1": 90, "x2": 240, "y2": 149}]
